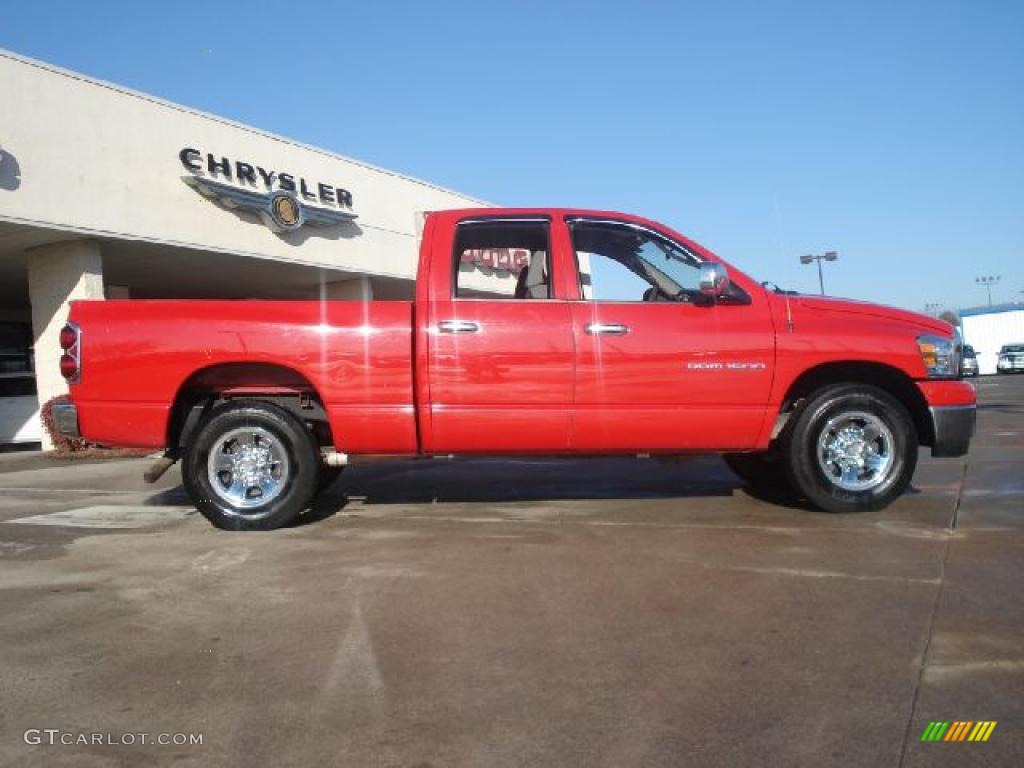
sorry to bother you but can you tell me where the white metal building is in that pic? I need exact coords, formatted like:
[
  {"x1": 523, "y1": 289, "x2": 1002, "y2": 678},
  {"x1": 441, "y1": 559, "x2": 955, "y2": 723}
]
[
  {"x1": 0, "y1": 49, "x2": 490, "y2": 447},
  {"x1": 960, "y1": 304, "x2": 1024, "y2": 375}
]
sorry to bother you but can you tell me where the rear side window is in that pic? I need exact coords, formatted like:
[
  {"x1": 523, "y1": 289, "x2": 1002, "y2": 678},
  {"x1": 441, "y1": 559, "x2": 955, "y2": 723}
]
[{"x1": 453, "y1": 220, "x2": 551, "y2": 299}]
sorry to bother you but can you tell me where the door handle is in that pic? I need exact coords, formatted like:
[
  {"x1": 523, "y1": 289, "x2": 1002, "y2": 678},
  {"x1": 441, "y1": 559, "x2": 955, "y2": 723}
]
[
  {"x1": 437, "y1": 320, "x2": 480, "y2": 334},
  {"x1": 585, "y1": 322, "x2": 630, "y2": 336}
]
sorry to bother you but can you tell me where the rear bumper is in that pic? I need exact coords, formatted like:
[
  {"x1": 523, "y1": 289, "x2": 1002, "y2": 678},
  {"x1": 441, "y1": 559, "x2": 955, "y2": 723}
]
[
  {"x1": 929, "y1": 405, "x2": 975, "y2": 458},
  {"x1": 52, "y1": 403, "x2": 80, "y2": 438}
]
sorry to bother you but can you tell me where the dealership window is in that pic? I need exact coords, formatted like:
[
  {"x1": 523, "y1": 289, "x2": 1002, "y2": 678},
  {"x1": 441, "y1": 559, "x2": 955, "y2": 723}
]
[
  {"x1": 568, "y1": 219, "x2": 703, "y2": 302},
  {"x1": 0, "y1": 323, "x2": 33, "y2": 374},
  {"x1": 453, "y1": 220, "x2": 551, "y2": 299}
]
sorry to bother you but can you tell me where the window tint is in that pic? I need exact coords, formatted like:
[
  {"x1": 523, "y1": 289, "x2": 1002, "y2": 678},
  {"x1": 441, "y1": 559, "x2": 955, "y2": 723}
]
[
  {"x1": 453, "y1": 220, "x2": 551, "y2": 299},
  {"x1": 570, "y1": 220, "x2": 703, "y2": 302}
]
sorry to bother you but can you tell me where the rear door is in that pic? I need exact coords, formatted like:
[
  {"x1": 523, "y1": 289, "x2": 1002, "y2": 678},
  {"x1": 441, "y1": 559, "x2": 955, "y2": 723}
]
[
  {"x1": 422, "y1": 215, "x2": 575, "y2": 453},
  {"x1": 564, "y1": 217, "x2": 774, "y2": 452}
]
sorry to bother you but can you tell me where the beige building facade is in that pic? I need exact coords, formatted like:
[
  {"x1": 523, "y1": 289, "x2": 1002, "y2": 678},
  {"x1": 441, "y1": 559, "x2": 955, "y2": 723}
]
[{"x1": 0, "y1": 49, "x2": 490, "y2": 448}]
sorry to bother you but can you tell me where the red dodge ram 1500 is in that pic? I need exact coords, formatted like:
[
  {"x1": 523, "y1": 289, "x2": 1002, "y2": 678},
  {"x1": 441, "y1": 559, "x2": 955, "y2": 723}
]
[{"x1": 54, "y1": 209, "x2": 976, "y2": 530}]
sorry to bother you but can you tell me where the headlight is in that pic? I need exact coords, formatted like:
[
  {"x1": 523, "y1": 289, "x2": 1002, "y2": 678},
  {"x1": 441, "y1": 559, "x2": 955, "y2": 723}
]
[{"x1": 918, "y1": 334, "x2": 960, "y2": 377}]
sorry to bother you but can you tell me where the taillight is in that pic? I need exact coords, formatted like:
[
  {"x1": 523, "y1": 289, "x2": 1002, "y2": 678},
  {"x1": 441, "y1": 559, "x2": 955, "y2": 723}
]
[
  {"x1": 60, "y1": 354, "x2": 78, "y2": 379},
  {"x1": 59, "y1": 322, "x2": 81, "y2": 382}
]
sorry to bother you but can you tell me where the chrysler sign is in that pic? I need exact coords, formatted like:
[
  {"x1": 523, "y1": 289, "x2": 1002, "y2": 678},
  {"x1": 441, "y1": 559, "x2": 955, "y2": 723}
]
[{"x1": 179, "y1": 148, "x2": 357, "y2": 233}]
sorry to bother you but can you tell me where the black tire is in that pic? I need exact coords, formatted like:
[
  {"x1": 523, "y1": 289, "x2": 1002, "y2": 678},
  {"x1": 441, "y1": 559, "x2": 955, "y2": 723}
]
[
  {"x1": 781, "y1": 384, "x2": 917, "y2": 513},
  {"x1": 723, "y1": 451, "x2": 791, "y2": 492},
  {"x1": 316, "y1": 466, "x2": 345, "y2": 494},
  {"x1": 182, "y1": 400, "x2": 320, "y2": 530}
]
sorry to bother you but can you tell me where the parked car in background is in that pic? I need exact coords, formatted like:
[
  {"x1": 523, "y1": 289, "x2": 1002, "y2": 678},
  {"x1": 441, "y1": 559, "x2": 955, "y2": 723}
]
[
  {"x1": 997, "y1": 343, "x2": 1024, "y2": 374},
  {"x1": 961, "y1": 345, "x2": 979, "y2": 377}
]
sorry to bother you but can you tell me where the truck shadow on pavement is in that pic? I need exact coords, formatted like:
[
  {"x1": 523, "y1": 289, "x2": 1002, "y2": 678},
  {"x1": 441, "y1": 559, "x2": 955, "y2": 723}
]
[
  {"x1": 299, "y1": 455, "x2": 814, "y2": 526},
  {"x1": 141, "y1": 454, "x2": 938, "y2": 528}
]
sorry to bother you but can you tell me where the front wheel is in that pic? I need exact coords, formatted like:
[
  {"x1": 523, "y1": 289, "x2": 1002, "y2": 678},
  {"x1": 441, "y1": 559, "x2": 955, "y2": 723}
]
[
  {"x1": 182, "y1": 400, "x2": 320, "y2": 530},
  {"x1": 782, "y1": 384, "x2": 917, "y2": 513}
]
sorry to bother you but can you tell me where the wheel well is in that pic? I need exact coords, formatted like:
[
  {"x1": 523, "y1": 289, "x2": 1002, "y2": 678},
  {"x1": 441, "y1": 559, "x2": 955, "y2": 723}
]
[
  {"x1": 166, "y1": 363, "x2": 334, "y2": 452},
  {"x1": 779, "y1": 362, "x2": 933, "y2": 446}
]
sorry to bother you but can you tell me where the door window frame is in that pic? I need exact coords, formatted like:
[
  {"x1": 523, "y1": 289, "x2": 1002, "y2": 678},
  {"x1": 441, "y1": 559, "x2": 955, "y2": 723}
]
[
  {"x1": 565, "y1": 217, "x2": 705, "y2": 304},
  {"x1": 563, "y1": 216, "x2": 751, "y2": 305},
  {"x1": 449, "y1": 216, "x2": 560, "y2": 302}
]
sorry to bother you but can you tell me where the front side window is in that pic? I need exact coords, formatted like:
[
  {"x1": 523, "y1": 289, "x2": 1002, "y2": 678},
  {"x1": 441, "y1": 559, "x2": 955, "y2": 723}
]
[
  {"x1": 569, "y1": 219, "x2": 704, "y2": 303},
  {"x1": 453, "y1": 220, "x2": 551, "y2": 300}
]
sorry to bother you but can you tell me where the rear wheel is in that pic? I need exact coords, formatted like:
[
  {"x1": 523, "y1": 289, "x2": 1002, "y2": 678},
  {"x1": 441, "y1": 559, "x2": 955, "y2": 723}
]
[
  {"x1": 781, "y1": 384, "x2": 917, "y2": 513},
  {"x1": 182, "y1": 400, "x2": 319, "y2": 530}
]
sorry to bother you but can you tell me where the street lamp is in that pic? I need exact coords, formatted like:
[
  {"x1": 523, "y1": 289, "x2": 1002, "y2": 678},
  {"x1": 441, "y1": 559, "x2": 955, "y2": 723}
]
[
  {"x1": 975, "y1": 275, "x2": 1000, "y2": 306},
  {"x1": 924, "y1": 303, "x2": 941, "y2": 316},
  {"x1": 800, "y1": 251, "x2": 839, "y2": 296}
]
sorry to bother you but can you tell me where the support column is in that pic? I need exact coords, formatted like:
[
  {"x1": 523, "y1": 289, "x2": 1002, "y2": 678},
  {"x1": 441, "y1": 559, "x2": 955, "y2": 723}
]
[
  {"x1": 322, "y1": 275, "x2": 373, "y2": 301},
  {"x1": 26, "y1": 240, "x2": 104, "y2": 449}
]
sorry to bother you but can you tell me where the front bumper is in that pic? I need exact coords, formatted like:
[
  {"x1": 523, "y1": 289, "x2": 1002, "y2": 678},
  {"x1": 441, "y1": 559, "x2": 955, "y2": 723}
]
[
  {"x1": 52, "y1": 403, "x2": 80, "y2": 438},
  {"x1": 929, "y1": 405, "x2": 975, "y2": 458},
  {"x1": 916, "y1": 380, "x2": 975, "y2": 458}
]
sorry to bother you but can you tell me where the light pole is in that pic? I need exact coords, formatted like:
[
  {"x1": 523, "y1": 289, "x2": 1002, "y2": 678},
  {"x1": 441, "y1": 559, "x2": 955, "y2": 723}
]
[
  {"x1": 800, "y1": 251, "x2": 839, "y2": 295},
  {"x1": 975, "y1": 275, "x2": 1000, "y2": 306}
]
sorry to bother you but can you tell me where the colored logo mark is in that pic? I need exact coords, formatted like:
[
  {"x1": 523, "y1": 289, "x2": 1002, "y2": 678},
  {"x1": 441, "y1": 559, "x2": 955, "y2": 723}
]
[{"x1": 920, "y1": 721, "x2": 997, "y2": 742}]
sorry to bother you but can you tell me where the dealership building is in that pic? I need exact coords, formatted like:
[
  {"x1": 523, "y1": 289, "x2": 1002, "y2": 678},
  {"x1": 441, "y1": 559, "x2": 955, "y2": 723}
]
[{"x1": 0, "y1": 49, "x2": 490, "y2": 448}]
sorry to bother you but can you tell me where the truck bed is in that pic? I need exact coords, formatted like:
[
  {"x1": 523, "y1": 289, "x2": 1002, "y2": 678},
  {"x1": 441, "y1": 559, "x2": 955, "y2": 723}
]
[{"x1": 69, "y1": 300, "x2": 417, "y2": 452}]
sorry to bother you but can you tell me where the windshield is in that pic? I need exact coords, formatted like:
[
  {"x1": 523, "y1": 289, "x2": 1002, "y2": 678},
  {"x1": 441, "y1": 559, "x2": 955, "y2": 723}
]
[{"x1": 1001, "y1": 345, "x2": 1024, "y2": 354}]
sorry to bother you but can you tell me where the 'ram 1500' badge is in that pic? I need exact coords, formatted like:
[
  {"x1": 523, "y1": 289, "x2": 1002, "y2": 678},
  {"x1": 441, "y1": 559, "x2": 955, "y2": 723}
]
[
  {"x1": 179, "y1": 147, "x2": 357, "y2": 233},
  {"x1": 687, "y1": 361, "x2": 767, "y2": 370}
]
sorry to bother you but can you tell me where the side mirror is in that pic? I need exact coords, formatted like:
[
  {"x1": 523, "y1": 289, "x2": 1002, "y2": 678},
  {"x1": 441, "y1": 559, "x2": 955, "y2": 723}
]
[{"x1": 699, "y1": 262, "x2": 730, "y2": 298}]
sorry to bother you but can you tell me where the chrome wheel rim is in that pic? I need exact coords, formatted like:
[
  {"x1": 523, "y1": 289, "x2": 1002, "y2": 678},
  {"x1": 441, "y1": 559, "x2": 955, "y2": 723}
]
[
  {"x1": 816, "y1": 410, "x2": 894, "y2": 492},
  {"x1": 207, "y1": 427, "x2": 289, "y2": 514}
]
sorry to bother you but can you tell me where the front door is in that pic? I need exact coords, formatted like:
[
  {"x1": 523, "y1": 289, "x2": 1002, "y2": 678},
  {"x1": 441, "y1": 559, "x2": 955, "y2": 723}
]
[{"x1": 565, "y1": 217, "x2": 774, "y2": 452}]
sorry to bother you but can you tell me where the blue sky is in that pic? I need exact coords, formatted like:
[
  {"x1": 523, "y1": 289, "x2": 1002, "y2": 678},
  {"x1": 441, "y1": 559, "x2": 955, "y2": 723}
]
[{"x1": 3, "y1": 0, "x2": 1021, "y2": 313}]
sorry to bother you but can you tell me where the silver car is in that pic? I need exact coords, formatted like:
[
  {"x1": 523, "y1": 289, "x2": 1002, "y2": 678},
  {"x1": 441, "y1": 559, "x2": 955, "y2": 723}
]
[
  {"x1": 962, "y1": 345, "x2": 979, "y2": 377},
  {"x1": 997, "y1": 343, "x2": 1024, "y2": 374}
]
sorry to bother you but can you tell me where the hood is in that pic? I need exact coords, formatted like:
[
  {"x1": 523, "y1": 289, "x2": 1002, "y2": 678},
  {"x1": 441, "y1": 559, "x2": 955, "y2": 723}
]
[{"x1": 790, "y1": 295, "x2": 952, "y2": 335}]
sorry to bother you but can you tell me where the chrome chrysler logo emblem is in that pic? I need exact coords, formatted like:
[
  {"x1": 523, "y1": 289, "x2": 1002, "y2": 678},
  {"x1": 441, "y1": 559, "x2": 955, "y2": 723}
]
[
  {"x1": 270, "y1": 192, "x2": 301, "y2": 229},
  {"x1": 183, "y1": 175, "x2": 357, "y2": 233}
]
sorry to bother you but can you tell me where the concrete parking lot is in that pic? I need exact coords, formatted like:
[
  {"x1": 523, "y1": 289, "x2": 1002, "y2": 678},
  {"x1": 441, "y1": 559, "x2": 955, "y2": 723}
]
[{"x1": 1, "y1": 377, "x2": 1021, "y2": 768}]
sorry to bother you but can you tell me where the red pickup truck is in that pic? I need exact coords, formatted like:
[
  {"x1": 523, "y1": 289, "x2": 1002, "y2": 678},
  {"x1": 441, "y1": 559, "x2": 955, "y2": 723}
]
[{"x1": 54, "y1": 209, "x2": 975, "y2": 530}]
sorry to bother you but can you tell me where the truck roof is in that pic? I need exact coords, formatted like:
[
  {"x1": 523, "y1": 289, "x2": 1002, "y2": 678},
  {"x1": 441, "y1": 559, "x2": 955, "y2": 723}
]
[{"x1": 430, "y1": 208, "x2": 716, "y2": 260}]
